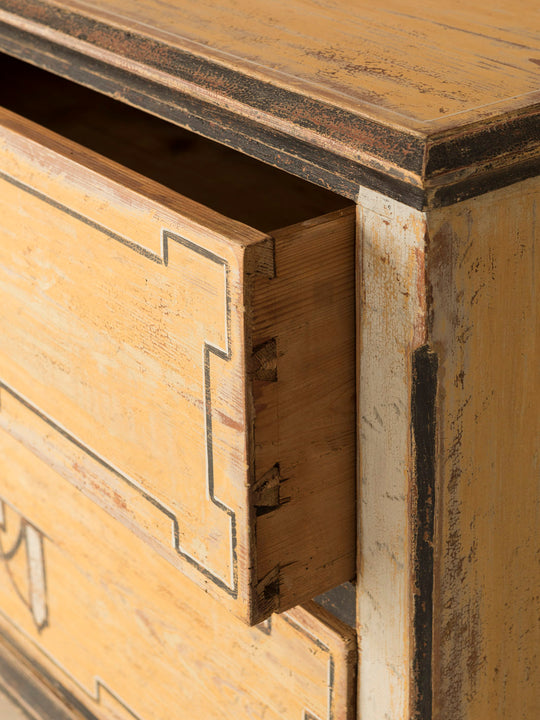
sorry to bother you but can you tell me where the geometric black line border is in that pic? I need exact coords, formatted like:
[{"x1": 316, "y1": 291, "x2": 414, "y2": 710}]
[
  {"x1": 0, "y1": 169, "x2": 238, "y2": 597},
  {"x1": 162, "y1": 230, "x2": 238, "y2": 597}
]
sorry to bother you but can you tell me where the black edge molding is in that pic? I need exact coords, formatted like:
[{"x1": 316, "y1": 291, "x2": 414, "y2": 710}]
[
  {"x1": 411, "y1": 346, "x2": 438, "y2": 720},
  {"x1": 0, "y1": 0, "x2": 538, "y2": 208},
  {"x1": 0, "y1": 19, "x2": 426, "y2": 209},
  {"x1": 0, "y1": 629, "x2": 100, "y2": 720},
  {"x1": 425, "y1": 109, "x2": 540, "y2": 178},
  {"x1": 428, "y1": 154, "x2": 540, "y2": 209},
  {"x1": 0, "y1": 0, "x2": 426, "y2": 172}
]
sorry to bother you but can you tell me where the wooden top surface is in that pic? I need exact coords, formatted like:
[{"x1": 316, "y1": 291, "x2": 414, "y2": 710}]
[
  {"x1": 0, "y1": 0, "x2": 538, "y2": 206},
  {"x1": 65, "y1": 0, "x2": 540, "y2": 130}
]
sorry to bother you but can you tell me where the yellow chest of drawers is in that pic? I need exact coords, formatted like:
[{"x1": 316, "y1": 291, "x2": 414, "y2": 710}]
[{"x1": 0, "y1": 1, "x2": 538, "y2": 719}]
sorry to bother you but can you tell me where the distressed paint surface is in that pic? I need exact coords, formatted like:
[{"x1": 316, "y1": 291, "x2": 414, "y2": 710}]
[
  {"x1": 0, "y1": 5, "x2": 537, "y2": 715},
  {"x1": 357, "y1": 188, "x2": 428, "y2": 720},
  {"x1": 3, "y1": 0, "x2": 538, "y2": 128},
  {"x1": 358, "y1": 179, "x2": 540, "y2": 720},
  {"x1": 428, "y1": 176, "x2": 540, "y2": 720},
  {"x1": 0, "y1": 2, "x2": 537, "y2": 206},
  {"x1": 0, "y1": 425, "x2": 356, "y2": 720},
  {"x1": 0, "y1": 107, "x2": 356, "y2": 623}
]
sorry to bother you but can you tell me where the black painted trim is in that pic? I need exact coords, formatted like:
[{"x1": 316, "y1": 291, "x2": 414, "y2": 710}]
[
  {"x1": 425, "y1": 111, "x2": 540, "y2": 178},
  {"x1": 0, "y1": 0, "x2": 425, "y2": 170},
  {"x1": 0, "y1": 629, "x2": 100, "y2": 720},
  {"x1": 411, "y1": 346, "x2": 438, "y2": 720},
  {"x1": 0, "y1": 20, "x2": 428, "y2": 209},
  {"x1": 429, "y1": 154, "x2": 540, "y2": 208}
]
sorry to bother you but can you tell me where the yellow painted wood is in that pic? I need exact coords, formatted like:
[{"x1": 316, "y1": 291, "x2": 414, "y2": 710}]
[
  {"x1": 7, "y1": 0, "x2": 538, "y2": 131},
  {"x1": 428, "y1": 176, "x2": 540, "y2": 720},
  {"x1": 0, "y1": 107, "x2": 356, "y2": 623},
  {"x1": 0, "y1": 425, "x2": 356, "y2": 720}
]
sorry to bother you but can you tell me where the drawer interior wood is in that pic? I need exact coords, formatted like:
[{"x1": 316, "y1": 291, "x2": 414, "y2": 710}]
[{"x1": 0, "y1": 53, "x2": 350, "y2": 231}]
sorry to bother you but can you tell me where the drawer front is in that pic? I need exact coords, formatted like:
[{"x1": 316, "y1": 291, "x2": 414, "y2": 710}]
[
  {"x1": 0, "y1": 109, "x2": 355, "y2": 622},
  {"x1": 0, "y1": 424, "x2": 356, "y2": 720}
]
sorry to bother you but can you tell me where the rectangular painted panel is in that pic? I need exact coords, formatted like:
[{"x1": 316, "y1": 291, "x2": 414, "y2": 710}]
[
  {"x1": 0, "y1": 425, "x2": 356, "y2": 720},
  {"x1": 0, "y1": 107, "x2": 355, "y2": 623}
]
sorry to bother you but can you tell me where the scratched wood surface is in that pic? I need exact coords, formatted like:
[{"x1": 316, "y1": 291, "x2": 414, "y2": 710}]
[
  {"x1": 0, "y1": 105, "x2": 355, "y2": 624},
  {"x1": 357, "y1": 180, "x2": 540, "y2": 720},
  {"x1": 427, "y1": 176, "x2": 540, "y2": 720},
  {"x1": 2, "y1": 0, "x2": 538, "y2": 129},
  {"x1": 0, "y1": 1, "x2": 537, "y2": 206},
  {"x1": 0, "y1": 424, "x2": 357, "y2": 720},
  {"x1": 356, "y1": 189, "x2": 428, "y2": 720}
]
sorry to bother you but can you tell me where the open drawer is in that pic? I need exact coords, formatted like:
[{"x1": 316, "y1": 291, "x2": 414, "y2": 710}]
[{"x1": 0, "y1": 55, "x2": 355, "y2": 624}]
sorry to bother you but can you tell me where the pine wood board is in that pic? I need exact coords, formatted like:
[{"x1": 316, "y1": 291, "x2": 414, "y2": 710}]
[
  {"x1": 0, "y1": 424, "x2": 357, "y2": 720},
  {"x1": 0, "y1": 106, "x2": 356, "y2": 624}
]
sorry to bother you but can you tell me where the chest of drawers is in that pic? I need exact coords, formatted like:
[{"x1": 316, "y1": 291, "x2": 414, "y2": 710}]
[{"x1": 0, "y1": 2, "x2": 538, "y2": 719}]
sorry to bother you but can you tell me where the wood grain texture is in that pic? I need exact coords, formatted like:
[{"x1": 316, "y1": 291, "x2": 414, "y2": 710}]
[
  {"x1": 0, "y1": 107, "x2": 355, "y2": 623},
  {"x1": 0, "y1": 0, "x2": 537, "y2": 206},
  {"x1": 0, "y1": 424, "x2": 357, "y2": 720},
  {"x1": 252, "y1": 213, "x2": 356, "y2": 615},
  {"x1": 427, "y1": 176, "x2": 540, "y2": 720},
  {"x1": 2, "y1": 0, "x2": 538, "y2": 128},
  {"x1": 356, "y1": 189, "x2": 428, "y2": 720},
  {"x1": 357, "y1": 179, "x2": 540, "y2": 719}
]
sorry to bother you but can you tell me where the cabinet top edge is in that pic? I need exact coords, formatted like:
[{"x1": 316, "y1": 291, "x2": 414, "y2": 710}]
[{"x1": 0, "y1": 0, "x2": 538, "y2": 209}]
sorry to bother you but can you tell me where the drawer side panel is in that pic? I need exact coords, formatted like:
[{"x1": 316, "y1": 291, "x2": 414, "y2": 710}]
[{"x1": 251, "y1": 208, "x2": 356, "y2": 617}]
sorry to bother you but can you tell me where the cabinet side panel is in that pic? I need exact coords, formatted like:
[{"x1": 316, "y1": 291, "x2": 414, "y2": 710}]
[
  {"x1": 357, "y1": 189, "x2": 428, "y2": 720},
  {"x1": 428, "y1": 176, "x2": 540, "y2": 720}
]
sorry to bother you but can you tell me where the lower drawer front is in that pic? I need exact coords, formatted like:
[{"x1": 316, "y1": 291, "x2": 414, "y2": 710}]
[{"x1": 0, "y1": 426, "x2": 356, "y2": 720}]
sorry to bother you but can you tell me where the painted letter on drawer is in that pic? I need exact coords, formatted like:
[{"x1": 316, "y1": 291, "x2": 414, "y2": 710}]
[
  {"x1": 0, "y1": 427, "x2": 356, "y2": 720},
  {"x1": 0, "y1": 109, "x2": 355, "y2": 622}
]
